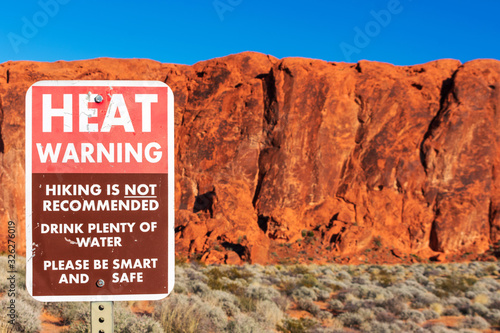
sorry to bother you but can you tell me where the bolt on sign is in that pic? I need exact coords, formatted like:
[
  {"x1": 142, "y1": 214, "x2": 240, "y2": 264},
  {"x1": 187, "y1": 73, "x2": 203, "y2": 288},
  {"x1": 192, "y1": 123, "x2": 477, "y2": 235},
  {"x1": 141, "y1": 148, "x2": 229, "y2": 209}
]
[{"x1": 25, "y1": 81, "x2": 174, "y2": 301}]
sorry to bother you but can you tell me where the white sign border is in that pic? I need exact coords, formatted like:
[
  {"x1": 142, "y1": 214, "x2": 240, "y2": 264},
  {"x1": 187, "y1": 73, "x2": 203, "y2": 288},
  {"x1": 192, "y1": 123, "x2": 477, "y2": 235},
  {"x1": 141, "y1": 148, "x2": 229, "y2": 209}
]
[{"x1": 25, "y1": 80, "x2": 175, "y2": 302}]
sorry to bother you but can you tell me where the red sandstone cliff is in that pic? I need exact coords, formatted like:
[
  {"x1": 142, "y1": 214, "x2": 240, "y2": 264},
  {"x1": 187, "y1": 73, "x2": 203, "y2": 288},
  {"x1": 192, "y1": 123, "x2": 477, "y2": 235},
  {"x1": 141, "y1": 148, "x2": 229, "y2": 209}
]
[{"x1": 1, "y1": 53, "x2": 499, "y2": 264}]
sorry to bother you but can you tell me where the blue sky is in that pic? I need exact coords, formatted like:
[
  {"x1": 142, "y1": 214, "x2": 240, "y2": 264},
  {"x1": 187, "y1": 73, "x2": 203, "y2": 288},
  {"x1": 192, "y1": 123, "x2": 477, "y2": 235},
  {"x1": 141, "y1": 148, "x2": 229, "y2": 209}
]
[{"x1": 0, "y1": 0, "x2": 498, "y2": 65}]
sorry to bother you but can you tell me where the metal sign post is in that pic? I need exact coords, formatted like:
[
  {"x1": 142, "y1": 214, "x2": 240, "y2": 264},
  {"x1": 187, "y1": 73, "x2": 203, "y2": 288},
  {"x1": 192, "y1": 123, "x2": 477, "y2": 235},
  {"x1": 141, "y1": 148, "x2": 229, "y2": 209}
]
[
  {"x1": 91, "y1": 301, "x2": 113, "y2": 333},
  {"x1": 25, "y1": 81, "x2": 175, "y2": 309}
]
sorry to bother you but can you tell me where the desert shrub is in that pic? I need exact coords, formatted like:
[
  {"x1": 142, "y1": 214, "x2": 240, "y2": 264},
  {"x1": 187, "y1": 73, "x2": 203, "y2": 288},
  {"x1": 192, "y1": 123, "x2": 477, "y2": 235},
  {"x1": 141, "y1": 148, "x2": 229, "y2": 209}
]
[
  {"x1": 399, "y1": 321, "x2": 426, "y2": 332},
  {"x1": 276, "y1": 318, "x2": 318, "y2": 333},
  {"x1": 388, "y1": 319, "x2": 408, "y2": 331},
  {"x1": 433, "y1": 274, "x2": 477, "y2": 297},
  {"x1": 46, "y1": 301, "x2": 88, "y2": 326},
  {"x1": 400, "y1": 309, "x2": 426, "y2": 324},
  {"x1": 361, "y1": 321, "x2": 393, "y2": 333},
  {"x1": 411, "y1": 290, "x2": 439, "y2": 308},
  {"x1": 324, "y1": 280, "x2": 348, "y2": 292},
  {"x1": 472, "y1": 293, "x2": 490, "y2": 305},
  {"x1": 374, "y1": 308, "x2": 398, "y2": 323},
  {"x1": 327, "y1": 299, "x2": 343, "y2": 312},
  {"x1": 336, "y1": 271, "x2": 352, "y2": 281},
  {"x1": 290, "y1": 265, "x2": 310, "y2": 275},
  {"x1": 337, "y1": 312, "x2": 363, "y2": 329},
  {"x1": 278, "y1": 277, "x2": 297, "y2": 297},
  {"x1": 263, "y1": 265, "x2": 280, "y2": 276},
  {"x1": 204, "y1": 306, "x2": 228, "y2": 332},
  {"x1": 371, "y1": 268, "x2": 398, "y2": 287},
  {"x1": 246, "y1": 284, "x2": 280, "y2": 302},
  {"x1": 336, "y1": 288, "x2": 356, "y2": 302},
  {"x1": 366, "y1": 266, "x2": 381, "y2": 274},
  {"x1": 184, "y1": 267, "x2": 208, "y2": 283},
  {"x1": 357, "y1": 308, "x2": 375, "y2": 322},
  {"x1": 156, "y1": 293, "x2": 227, "y2": 332},
  {"x1": 205, "y1": 267, "x2": 227, "y2": 290},
  {"x1": 464, "y1": 290, "x2": 478, "y2": 299},
  {"x1": 114, "y1": 305, "x2": 163, "y2": 333},
  {"x1": 173, "y1": 280, "x2": 188, "y2": 294},
  {"x1": 470, "y1": 277, "x2": 500, "y2": 293},
  {"x1": 490, "y1": 293, "x2": 500, "y2": 310},
  {"x1": 301, "y1": 326, "x2": 340, "y2": 333},
  {"x1": 378, "y1": 296, "x2": 408, "y2": 316},
  {"x1": 474, "y1": 263, "x2": 498, "y2": 277},
  {"x1": 485, "y1": 309, "x2": 500, "y2": 326},
  {"x1": 315, "y1": 289, "x2": 330, "y2": 301},
  {"x1": 62, "y1": 320, "x2": 89, "y2": 333},
  {"x1": 316, "y1": 271, "x2": 334, "y2": 284},
  {"x1": 422, "y1": 309, "x2": 440, "y2": 320},
  {"x1": 155, "y1": 294, "x2": 202, "y2": 332},
  {"x1": 175, "y1": 264, "x2": 186, "y2": 276},
  {"x1": 342, "y1": 299, "x2": 364, "y2": 312},
  {"x1": 190, "y1": 280, "x2": 210, "y2": 295},
  {"x1": 220, "y1": 277, "x2": 247, "y2": 294},
  {"x1": 387, "y1": 285, "x2": 414, "y2": 302},
  {"x1": 396, "y1": 278, "x2": 426, "y2": 291},
  {"x1": 272, "y1": 295, "x2": 290, "y2": 312},
  {"x1": 445, "y1": 297, "x2": 472, "y2": 315},
  {"x1": 471, "y1": 303, "x2": 490, "y2": 317},
  {"x1": 204, "y1": 265, "x2": 254, "y2": 287},
  {"x1": 316, "y1": 311, "x2": 333, "y2": 321},
  {"x1": 393, "y1": 264, "x2": 408, "y2": 273},
  {"x1": 459, "y1": 315, "x2": 490, "y2": 329},
  {"x1": 429, "y1": 302, "x2": 444, "y2": 316},
  {"x1": 296, "y1": 299, "x2": 320, "y2": 316},
  {"x1": 175, "y1": 255, "x2": 189, "y2": 267},
  {"x1": 424, "y1": 322, "x2": 456, "y2": 333},
  {"x1": 412, "y1": 273, "x2": 430, "y2": 286},
  {"x1": 260, "y1": 273, "x2": 281, "y2": 286},
  {"x1": 424, "y1": 265, "x2": 447, "y2": 277},
  {"x1": 228, "y1": 266, "x2": 255, "y2": 281},
  {"x1": 206, "y1": 289, "x2": 240, "y2": 316},
  {"x1": 403, "y1": 278, "x2": 429, "y2": 291},
  {"x1": 298, "y1": 274, "x2": 319, "y2": 288},
  {"x1": 226, "y1": 313, "x2": 265, "y2": 333},
  {"x1": 372, "y1": 289, "x2": 394, "y2": 302},
  {"x1": 352, "y1": 284, "x2": 379, "y2": 300},
  {"x1": 237, "y1": 295, "x2": 258, "y2": 312},
  {"x1": 351, "y1": 272, "x2": 371, "y2": 285},
  {"x1": 442, "y1": 306, "x2": 461, "y2": 316},
  {"x1": 291, "y1": 286, "x2": 317, "y2": 302},
  {"x1": 313, "y1": 266, "x2": 336, "y2": 277},
  {"x1": 255, "y1": 300, "x2": 284, "y2": 327}
]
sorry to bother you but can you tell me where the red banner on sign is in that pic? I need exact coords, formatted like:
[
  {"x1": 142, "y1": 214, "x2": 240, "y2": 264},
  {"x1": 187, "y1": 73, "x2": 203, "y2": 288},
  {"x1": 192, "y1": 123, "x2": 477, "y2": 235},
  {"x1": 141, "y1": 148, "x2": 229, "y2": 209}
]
[{"x1": 30, "y1": 84, "x2": 169, "y2": 174}]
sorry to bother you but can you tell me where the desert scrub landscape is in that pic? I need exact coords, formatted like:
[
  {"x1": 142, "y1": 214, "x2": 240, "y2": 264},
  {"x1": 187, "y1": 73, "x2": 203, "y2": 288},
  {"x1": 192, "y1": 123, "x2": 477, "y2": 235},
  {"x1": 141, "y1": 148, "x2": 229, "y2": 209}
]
[{"x1": 1, "y1": 255, "x2": 500, "y2": 332}]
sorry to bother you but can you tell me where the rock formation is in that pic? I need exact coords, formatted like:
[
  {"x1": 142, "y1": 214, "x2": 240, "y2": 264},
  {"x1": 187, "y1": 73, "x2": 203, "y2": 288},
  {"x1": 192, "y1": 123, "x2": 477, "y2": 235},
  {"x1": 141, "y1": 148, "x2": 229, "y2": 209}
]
[{"x1": 1, "y1": 52, "x2": 499, "y2": 264}]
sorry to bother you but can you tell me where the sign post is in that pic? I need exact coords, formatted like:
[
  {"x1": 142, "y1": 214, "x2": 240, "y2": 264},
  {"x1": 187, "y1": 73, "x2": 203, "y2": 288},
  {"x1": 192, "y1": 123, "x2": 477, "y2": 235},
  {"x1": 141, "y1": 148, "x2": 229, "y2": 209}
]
[
  {"x1": 25, "y1": 81, "x2": 174, "y2": 312},
  {"x1": 91, "y1": 301, "x2": 113, "y2": 332}
]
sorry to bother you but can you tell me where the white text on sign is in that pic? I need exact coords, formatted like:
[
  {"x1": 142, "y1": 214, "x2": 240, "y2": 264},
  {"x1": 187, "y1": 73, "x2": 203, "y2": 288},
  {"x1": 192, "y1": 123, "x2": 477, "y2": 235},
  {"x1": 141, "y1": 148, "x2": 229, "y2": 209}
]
[{"x1": 42, "y1": 93, "x2": 157, "y2": 133}]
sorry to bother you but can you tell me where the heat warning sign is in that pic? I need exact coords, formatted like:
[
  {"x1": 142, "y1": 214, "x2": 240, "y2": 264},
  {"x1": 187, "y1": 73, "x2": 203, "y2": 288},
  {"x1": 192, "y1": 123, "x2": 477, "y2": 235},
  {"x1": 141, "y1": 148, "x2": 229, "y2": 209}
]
[{"x1": 25, "y1": 81, "x2": 174, "y2": 302}]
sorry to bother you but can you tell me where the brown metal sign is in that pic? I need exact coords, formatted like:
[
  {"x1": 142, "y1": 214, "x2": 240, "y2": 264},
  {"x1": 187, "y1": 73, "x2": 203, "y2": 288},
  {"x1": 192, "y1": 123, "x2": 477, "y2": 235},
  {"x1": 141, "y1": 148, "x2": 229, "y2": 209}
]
[{"x1": 26, "y1": 81, "x2": 174, "y2": 301}]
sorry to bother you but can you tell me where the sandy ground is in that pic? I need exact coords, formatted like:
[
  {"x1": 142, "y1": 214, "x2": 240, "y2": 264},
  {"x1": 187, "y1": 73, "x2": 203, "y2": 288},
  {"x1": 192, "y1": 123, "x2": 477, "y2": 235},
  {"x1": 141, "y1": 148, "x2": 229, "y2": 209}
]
[{"x1": 40, "y1": 310, "x2": 68, "y2": 332}]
